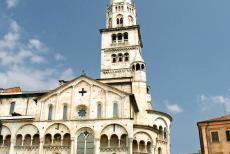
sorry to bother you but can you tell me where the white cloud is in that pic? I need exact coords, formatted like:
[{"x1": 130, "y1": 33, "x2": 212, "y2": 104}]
[
  {"x1": 166, "y1": 104, "x2": 183, "y2": 114},
  {"x1": 199, "y1": 95, "x2": 230, "y2": 113},
  {"x1": 6, "y1": 0, "x2": 19, "y2": 9},
  {"x1": 0, "y1": 20, "x2": 74, "y2": 90},
  {"x1": 55, "y1": 53, "x2": 65, "y2": 61}
]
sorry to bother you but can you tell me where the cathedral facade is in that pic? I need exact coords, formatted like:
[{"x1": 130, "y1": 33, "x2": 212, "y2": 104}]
[{"x1": 0, "y1": 0, "x2": 172, "y2": 154}]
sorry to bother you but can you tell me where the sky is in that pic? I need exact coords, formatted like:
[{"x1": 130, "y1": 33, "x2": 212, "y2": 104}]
[{"x1": 0, "y1": 0, "x2": 230, "y2": 153}]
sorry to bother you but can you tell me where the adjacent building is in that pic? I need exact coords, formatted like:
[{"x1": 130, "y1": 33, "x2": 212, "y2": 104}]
[
  {"x1": 0, "y1": 0, "x2": 172, "y2": 154},
  {"x1": 197, "y1": 114, "x2": 230, "y2": 154}
]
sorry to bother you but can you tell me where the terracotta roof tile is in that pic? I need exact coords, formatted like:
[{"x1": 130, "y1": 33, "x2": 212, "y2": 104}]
[{"x1": 198, "y1": 114, "x2": 230, "y2": 123}]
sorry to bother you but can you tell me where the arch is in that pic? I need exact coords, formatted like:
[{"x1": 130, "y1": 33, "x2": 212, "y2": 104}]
[
  {"x1": 110, "y1": 134, "x2": 119, "y2": 147},
  {"x1": 63, "y1": 133, "x2": 71, "y2": 146},
  {"x1": 100, "y1": 124, "x2": 128, "y2": 140},
  {"x1": 44, "y1": 134, "x2": 52, "y2": 145},
  {"x1": 139, "y1": 140, "x2": 145, "y2": 152},
  {"x1": 147, "y1": 141, "x2": 152, "y2": 153},
  {"x1": 154, "y1": 117, "x2": 168, "y2": 128},
  {"x1": 124, "y1": 53, "x2": 129, "y2": 62},
  {"x1": 118, "y1": 53, "x2": 123, "y2": 62},
  {"x1": 53, "y1": 134, "x2": 61, "y2": 145},
  {"x1": 16, "y1": 124, "x2": 39, "y2": 139},
  {"x1": 133, "y1": 140, "x2": 138, "y2": 152},
  {"x1": 1, "y1": 125, "x2": 11, "y2": 137},
  {"x1": 136, "y1": 63, "x2": 140, "y2": 71},
  {"x1": 4, "y1": 135, "x2": 11, "y2": 146},
  {"x1": 120, "y1": 134, "x2": 127, "y2": 147},
  {"x1": 158, "y1": 147, "x2": 162, "y2": 154},
  {"x1": 116, "y1": 14, "x2": 123, "y2": 27},
  {"x1": 24, "y1": 134, "x2": 31, "y2": 146},
  {"x1": 16, "y1": 134, "x2": 22, "y2": 146},
  {"x1": 108, "y1": 18, "x2": 112, "y2": 28},
  {"x1": 117, "y1": 33, "x2": 123, "y2": 42},
  {"x1": 45, "y1": 123, "x2": 70, "y2": 137},
  {"x1": 77, "y1": 129, "x2": 94, "y2": 154},
  {"x1": 141, "y1": 64, "x2": 145, "y2": 70},
  {"x1": 124, "y1": 32, "x2": 128, "y2": 40},
  {"x1": 133, "y1": 131, "x2": 153, "y2": 144},
  {"x1": 111, "y1": 54, "x2": 117, "y2": 63},
  {"x1": 112, "y1": 34, "x2": 117, "y2": 43},
  {"x1": 132, "y1": 65, "x2": 135, "y2": 71},
  {"x1": 32, "y1": 134, "x2": 40, "y2": 146},
  {"x1": 159, "y1": 126, "x2": 163, "y2": 134},
  {"x1": 153, "y1": 125, "x2": 158, "y2": 130},
  {"x1": 128, "y1": 15, "x2": 134, "y2": 26},
  {"x1": 100, "y1": 134, "x2": 108, "y2": 147}
]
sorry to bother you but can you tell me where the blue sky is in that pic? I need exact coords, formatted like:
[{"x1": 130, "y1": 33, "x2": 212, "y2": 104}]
[{"x1": 1, "y1": 0, "x2": 230, "y2": 153}]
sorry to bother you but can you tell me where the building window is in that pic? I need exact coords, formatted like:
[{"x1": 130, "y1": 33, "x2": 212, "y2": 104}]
[
  {"x1": 118, "y1": 53, "x2": 123, "y2": 62},
  {"x1": 63, "y1": 104, "x2": 68, "y2": 120},
  {"x1": 158, "y1": 147, "x2": 162, "y2": 154},
  {"x1": 113, "y1": 102, "x2": 118, "y2": 118},
  {"x1": 78, "y1": 109, "x2": 86, "y2": 117},
  {"x1": 112, "y1": 54, "x2": 117, "y2": 63},
  {"x1": 112, "y1": 34, "x2": 117, "y2": 43},
  {"x1": 124, "y1": 32, "x2": 128, "y2": 41},
  {"x1": 77, "y1": 131, "x2": 94, "y2": 154},
  {"x1": 118, "y1": 33, "x2": 123, "y2": 42},
  {"x1": 211, "y1": 131, "x2": 219, "y2": 143},
  {"x1": 97, "y1": 104, "x2": 102, "y2": 118},
  {"x1": 124, "y1": 53, "x2": 129, "y2": 61},
  {"x1": 226, "y1": 130, "x2": 230, "y2": 141},
  {"x1": 48, "y1": 105, "x2": 53, "y2": 120},
  {"x1": 9, "y1": 102, "x2": 15, "y2": 114}
]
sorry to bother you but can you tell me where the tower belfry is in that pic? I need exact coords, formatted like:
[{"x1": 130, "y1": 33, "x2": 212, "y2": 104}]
[{"x1": 100, "y1": 0, "x2": 145, "y2": 80}]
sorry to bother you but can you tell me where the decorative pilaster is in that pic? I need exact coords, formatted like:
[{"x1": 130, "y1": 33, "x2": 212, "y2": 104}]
[
  {"x1": 128, "y1": 138, "x2": 133, "y2": 154},
  {"x1": 9, "y1": 138, "x2": 15, "y2": 154},
  {"x1": 70, "y1": 138, "x2": 75, "y2": 154},
  {"x1": 94, "y1": 138, "x2": 100, "y2": 154},
  {"x1": 39, "y1": 138, "x2": 44, "y2": 154}
]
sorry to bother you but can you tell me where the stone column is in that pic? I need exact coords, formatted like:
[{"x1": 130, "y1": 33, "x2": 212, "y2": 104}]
[
  {"x1": 70, "y1": 138, "x2": 75, "y2": 154},
  {"x1": 128, "y1": 138, "x2": 133, "y2": 154},
  {"x1": 9, "y1": 138, "x2": 15, "y2": 154},
  {"x1": 39, "y1": 138, "x2": 44, "y2": 154},
  {"x1": 94, "y1": 138, "x2": 100, "y2": 154}
]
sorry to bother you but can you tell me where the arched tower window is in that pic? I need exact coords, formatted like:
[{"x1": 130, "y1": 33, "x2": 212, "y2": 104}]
[
  {"x1": 48, "y1": 104, "x2": 53, "y2": 120},
  {"x1": 116, "y1": 14, "x2": 123, "y2": 27},
  {"x1": 141, "y1": 64, "x2": 145, "y2": 70},
  {"x1": 112, "y1": 34, "x2": 117, "y2": 43},
  {"x1": 0, "y1": 135, "x2": 3, "y2": 146},
  {"x1": 97, "y1": 103, "x2": 102, "y2": 118},
  {"x1": 108, "y1": 18, "x2": 112, "y2": 28},
  {"x1": 113, "y1": 102, "x2": 118, "y2": 118},
  {"x1": 124, "y1": 53, "x2": 129, "y2": 62},
  {"x1": 110, "y1": 134, "x2": 119, "y2": 147},
  {"x1": 45, "y1": 134, "x2": 52, "y2": 145},
  {"x1": 24, "y1": 134, "x2": 31, "y2": 146},
  {"x1": 4, "y1": 135, "x2": 11, "y2": 147},
  {"x1": 132, "y1": 65, "x2": 135, "y2": 71},
  {"x1": 63, "y1": 104, "x2": 68, "y2": 120},
  {"x1": 128, "y1": 16, "x2": 134, "y2": 26},
  {"x1": 136, "y1": 63, "x2": 140, "y2": 71},
  {"x1": 32, "y1": 134, "x2": 40, "y2": 146},
  {"x1": 54, "y1": 134, "x2": 61, "y2": 145},
  {"x1": 9, "y1": 102, "x2": 15, "y2": 114},
  {"x1": 158, "y1": 147, "x2": 162, "y2": 154},
  {"x1": 63, "y1": 133, "x2": 71, "y2": 146},
  {"x1": 16, "y1": 134, "x2": 22, "y2": 146},
  {"x1": 118, "y1": 33, "x2": 123, "y2": 42},
  {"x1": 118, "y1": 53, "x2": 123, "y2": 62},
  {"x1": 112, "y1": 54, "x2": 117, "y2": 63},
  {"x1": 124, "y1": 32, "x2": 128, "y2": 41},
  {"x1": 100, "y1": 134, "x2": 108, "y2": 147}
]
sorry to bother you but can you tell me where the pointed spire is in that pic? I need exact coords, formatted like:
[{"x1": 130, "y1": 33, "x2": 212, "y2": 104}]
[{"x1": 133, "y1": 51, "x2": 144, "y2": 63}]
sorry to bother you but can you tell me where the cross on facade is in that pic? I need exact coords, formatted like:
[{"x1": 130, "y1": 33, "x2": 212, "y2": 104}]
[{"x1": 79, "y1": 88, "x2": 87, "y2": 96}]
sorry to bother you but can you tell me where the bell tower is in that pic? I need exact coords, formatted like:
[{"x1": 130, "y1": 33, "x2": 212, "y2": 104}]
[{"x1": 100, "y1": 0, "x2": 145, "y2": 79}]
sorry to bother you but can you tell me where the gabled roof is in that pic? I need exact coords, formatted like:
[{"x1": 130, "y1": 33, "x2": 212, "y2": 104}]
[
  {"x1": 37, "y1": 75, "x2": 131, "y2": 101},
  {"x1": 198, "y1": 114, "x2": 230, "y2": 124}
]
